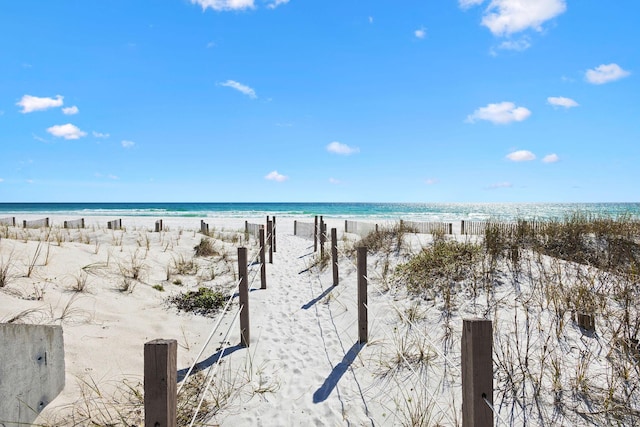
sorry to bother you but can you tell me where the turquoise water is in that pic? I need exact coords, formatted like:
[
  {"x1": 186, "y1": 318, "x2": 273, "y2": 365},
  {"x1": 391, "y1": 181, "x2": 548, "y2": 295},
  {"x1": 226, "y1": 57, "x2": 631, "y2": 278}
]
[{"x1": 1, "y1": 202, "x2": 639, "y2": 221}]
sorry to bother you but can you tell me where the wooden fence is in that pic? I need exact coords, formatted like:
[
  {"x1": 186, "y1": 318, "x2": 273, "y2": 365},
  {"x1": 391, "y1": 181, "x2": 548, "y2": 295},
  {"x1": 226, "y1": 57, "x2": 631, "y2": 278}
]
[
  {"x1": 0, "y1": 217, "x2": 16, "y2": 227},
  {"x1": 293, "y1": 220, "x2": 315, "y2": 240},
  {"x1": 344, "y1": 220, "x2": 377, "y2": 237},
  {"x1": 64, "y1": 218, "x2": 85, "y2": 229},
  {"x1": 107, "y1": 219, "x2": 122, "y2": 230},
  {"x1": 23, "y1": 218, "x2": 49, "y2": 229},
  {"x1": 245, "y1": 221, "x2": 263, "y2": 240},
  {"x1": 461, "y1": 220, "x2": 545, "y2": 235},
  {"x1": 401, "y1": 220, "x2": 453, "y2": 235}
]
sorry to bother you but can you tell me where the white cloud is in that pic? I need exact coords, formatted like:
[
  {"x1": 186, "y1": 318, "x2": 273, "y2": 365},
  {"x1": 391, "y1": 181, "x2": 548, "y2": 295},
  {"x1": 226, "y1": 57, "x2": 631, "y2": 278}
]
[
  {"x1": 46, "y1": 123, "x2": 87, "y2": 140},
  {"x1": 459, "y1": 0, "x2": 484, "y2": 10},
  {"x1": 93, "y1": 131, "x2": 110, "y2": 138},
  {"x1": 62, "y1": 105, "x2": 79, "y2": 115},
  {"x1": 0, "y1": 178, "x2": 4, "y2": 183},
  {"x1": 108, "y1": 174, "x2": 119, "y2": 180},
  {"x1": 121, "y1": 140, "x2": 135, "y2": 148},
  {"x1": 265, "y1": 170, "x2": 288, "y2": 182},
  {"x1": 487, "y1": 181, "x2": 513, "y2": 189},
  {"x1": 206, "y1": 41, "x2": 216, "y2": 48},
  {"x1": 497, "y1": 37, "x2": 531, "y2": 51},
  {"x1": 547, "y1": 96, "x2": 578, "y2": 108},
  {"x1": 368, "y1": 16, "x2": 374, "y2": 24},
  {"x1": 585, "y1": 63, "x2": 631, "y2": 85},
  {"x1": 480, "y1": 0, "x2": 567, "y2": 36},
  {"x1": 425, "y1": 178, "x2": 438, "y2": 185},
  {"x1": 327, "y1": 141, "x2": 360, "y2": 155},
  {"x1": 414, "y1": 28, "x2": 427, "y2": 39},
  {"x1": 506, "y1": 150, "x2": 536, "y2": 162},
  {"x1": 542, "y1": 153, "x2": 559, "y2": 163},
  {"x1": 32, "y1": 134, "x2": 48, "y2": 143},
  {"x1": 267, "y1": 0, "x2": 289, "y2": 9},
  {"x1": 329, "y1": 177, "x2": 341, "y2": 185},
  {"x1": 466, "y1": 102, "x2": 531, "y2": 124},
  {"x1": 191, "y1": 0, "x2": 254, "y2": 11},
  {"x1": 17, "y1": 94, "x2": 64, "y2": 113},
  {"x1": 220, "y1": 80, "x2": 257, "y2": 98}
]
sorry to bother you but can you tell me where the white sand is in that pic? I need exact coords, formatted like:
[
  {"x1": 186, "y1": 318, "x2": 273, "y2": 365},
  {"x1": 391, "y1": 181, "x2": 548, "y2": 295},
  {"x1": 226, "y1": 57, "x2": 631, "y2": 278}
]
[{"x1": 1, "y1": 214, "x2": 633, "y2": 426}]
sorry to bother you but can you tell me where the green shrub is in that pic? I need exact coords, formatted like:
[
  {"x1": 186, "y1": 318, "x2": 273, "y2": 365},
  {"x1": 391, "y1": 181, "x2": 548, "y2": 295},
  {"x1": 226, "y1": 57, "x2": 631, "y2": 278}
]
[{"x1": 168, "y1": 287, "x2": 226, "y2": 317}]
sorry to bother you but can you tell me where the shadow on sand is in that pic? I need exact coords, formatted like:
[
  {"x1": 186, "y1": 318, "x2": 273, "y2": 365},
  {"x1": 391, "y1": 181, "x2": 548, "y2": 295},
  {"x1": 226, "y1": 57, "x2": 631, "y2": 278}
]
[
  {"x1": 177, "y1": 343, "x2": 244, "y2": 382},
  {"x1": 313, "y1": 341, "x2": 365, "y2": 403}
]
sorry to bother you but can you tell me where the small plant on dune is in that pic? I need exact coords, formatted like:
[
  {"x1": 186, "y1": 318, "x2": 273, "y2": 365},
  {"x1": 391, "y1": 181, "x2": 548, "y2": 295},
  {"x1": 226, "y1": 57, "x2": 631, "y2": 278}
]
[
  {"x1": 0, "y1": 252, "x2": 15, "y2": 287},
  {"x1": 26, "y1": 240, "x2": 45, "y2": 278},
  {"x1": 69, "y1": 271, "x2": 90, "y2": 293},
  {"x1": 171, "y1": 253, "x2": 198, "y2": 275},
  {"x1": 168, "y1": 286, "x2": 227, "y2": 317},
  {"x1": 152, "y1": 284, "x2": 165, "y2": 292},
  {"x1": 119, "y1": 249, "x2": 146, "y2": 282},
  {"x1": 194, "y1": 237, "x2": 219, "y2": 257}
]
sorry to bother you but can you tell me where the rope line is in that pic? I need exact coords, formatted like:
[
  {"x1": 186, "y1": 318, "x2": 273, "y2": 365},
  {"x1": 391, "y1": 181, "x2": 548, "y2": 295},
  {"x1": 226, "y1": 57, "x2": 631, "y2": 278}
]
[
  {"x1": 189, "y1": 305, "x2": 243, "y2": 427},
  {"x1": 177, "y1": 276, "x2": 242, "y2": 395},
  {"x1": 484, "y1": 395, "x2": 510, "y2": 426}
]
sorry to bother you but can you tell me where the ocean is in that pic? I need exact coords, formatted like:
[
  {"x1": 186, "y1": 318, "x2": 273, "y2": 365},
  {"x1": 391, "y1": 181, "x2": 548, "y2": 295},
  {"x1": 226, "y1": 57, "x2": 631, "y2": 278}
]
[{"x1": 1, "y1": 202, "x2": 639, "y2": 222}]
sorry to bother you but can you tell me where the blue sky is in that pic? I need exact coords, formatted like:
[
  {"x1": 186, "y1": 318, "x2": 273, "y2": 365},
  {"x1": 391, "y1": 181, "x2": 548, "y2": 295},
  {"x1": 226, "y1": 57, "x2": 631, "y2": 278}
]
[{"x1": 0, "y1": 0, "x2": 637, "y2": 203}]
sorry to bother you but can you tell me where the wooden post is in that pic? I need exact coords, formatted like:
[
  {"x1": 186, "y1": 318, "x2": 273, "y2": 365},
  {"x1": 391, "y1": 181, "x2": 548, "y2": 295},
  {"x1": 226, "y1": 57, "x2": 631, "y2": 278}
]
[
  {"x1": 23, "y1": 220, "x2": 27, "y2": 228},
  {"x1": 45, "y1": 218, "x2": 50, "y2": 228},
  {"x1": 294, "y1": 220, "x2": 297, "y2": 236},
  {"x1": 259, "y1": 228, "x2": 266, "y2": 289},
  {"x1": 238, "y1": 247, "x2": 250, "y2": 347},
  {"x1": 81, "y1": 218, "x2": 85, "y2": 229},
  {"x1": 461, "y1": 220, "x2": 465, "y2": 235},
  {"x1": 314, "y1": 216, "x2": 318, "y2": 252},
  {"x1": 245, "y1": 220, "x2": 248, "y2": 235},
  {"x1": 144, "y1": 339, "x2": 177, "y2": 427},
  {"x1": 449, "y1": 223, "x2": 453, "y2": 235},
  {"x1": 331, "y1": 228, "x2": 338, "y2": 286},
  {"x1": 375, "y1": 224, "x2": 379, "y2": 233},
  {"x1": 577, "y1": 312, "x2": 595, "y2": 332},
  {"x1": 462, "y1": 318, "x2": 493, "y2": 427},
  {"x1": 155, "y1": 220, "x2": 163, "y2": 232},
  {"x1": 320, "y1": 216, "x2": 325, "y2": 259},
  {"x1": 357, "y1": 246, "x2": 368, "y2": 344},
  {"x1": 267, "y1": 220, "x2": 273, "y2": 264},
  {"x1": 345, "y1": 220, "x2": 348, "y2": 233},
  {"x1": 272, "y1": 216, "x2": 276, "y2": 253},
  {"x1": 64, "y1": 221, "x2": 68, "y2": 229}
]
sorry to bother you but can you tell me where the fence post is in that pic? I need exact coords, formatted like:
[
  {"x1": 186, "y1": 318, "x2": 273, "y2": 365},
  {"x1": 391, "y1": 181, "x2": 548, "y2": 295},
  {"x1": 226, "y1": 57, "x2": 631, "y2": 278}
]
[
  {"x1": 449, "y1": 223, "x2": 453, "y2": 235},
  {"x1": 23, "y1": 220, "x2": 27, "y2": 228},
  {"x1": 314, "y1": 216, "x2": 318, "y2": 252},
  {"x1": 144, "y1": 339, "x2": 177, "y2": 427},
  {"x1": 345, "y1": 220, "x2": 348, "y2": 233},
  {"x1": 331, "y1": 228, "x2": 338, "y2": 286},
  {"x1": 64, "y1": 221, "x2": 68, "y2": 229},
  {"x1": 357, "y1": 246, "x2": 368, "y2": 344},
  {"x1": 320, "y1": 216, "x2": 325, "y2": 258},
  {"x1": 294, "y1": 220, "x2": 297, "y2": 236},
  {"x1": 267, "y1": 220, "x2": 273, "y2": 264},
  {"x1": 259, "y1": 228, "x2": 266, "y2": 289},
  {"x1": 461, "y1": 220, "x2": 465, "y2": 235},
  {"x1": 273, "y1": 216, "x2": 276, "y2": 253},
  {"x1": 238, "y1": 247, "x2": 250, "y2": 347},
  {"x1": 462, "y1": 318, "x2": 493, "y2": 427}
]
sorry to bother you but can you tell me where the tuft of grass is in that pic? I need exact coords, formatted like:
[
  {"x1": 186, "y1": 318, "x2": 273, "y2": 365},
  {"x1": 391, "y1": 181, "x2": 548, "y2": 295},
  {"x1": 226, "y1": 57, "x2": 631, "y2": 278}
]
[
  {"x1": 69, "y1": 271, "x2": 90, "y2": 293},
  {"x1": 168, "y1": 286, "x2": 227, "y2": 317},
  {"x1": 171, "y1": 253, "x2": 198, "y2": 275},
  {"x1": 152, "y1": 284, "x2": 165, "y2": 292},
  {"x1": 194, "y1": 237, "x2": 219, "y2": 257},
  {"x1": 0, "y1": 252, "x2": 14, "y2": 287},
  {"x1": 173, "y1": 278, "x2": 183, "y2": 286}
]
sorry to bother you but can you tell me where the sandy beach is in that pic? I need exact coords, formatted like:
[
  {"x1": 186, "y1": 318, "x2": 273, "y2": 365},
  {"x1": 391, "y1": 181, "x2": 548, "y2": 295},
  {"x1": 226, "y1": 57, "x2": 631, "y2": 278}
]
[{"x1": 2, "y1": 213, "x2": 640, "y2": 426}]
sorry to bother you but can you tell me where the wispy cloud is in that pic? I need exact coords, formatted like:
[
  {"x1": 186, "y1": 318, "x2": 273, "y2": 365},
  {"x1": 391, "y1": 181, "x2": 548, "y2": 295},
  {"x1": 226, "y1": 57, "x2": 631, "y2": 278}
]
[
  {"x1": 93, "y1": 131, "x2": 110, "y2": 138},
  {"x1": 585, "y1": 63, "x2": 631, "y2": 85},
  {"x1": 62, "y1": 105, "x2": 79, "y2": 115},
  {"x1": 466, "y1": 102, "x2": 531, "y2": 124},
  {"x1": 0, "y1": 178, "x2": 4, "y2": 183},
  {"x1": 267, "y1": 0, "x2": 289, "y2": 9},
  {"x1": 206, "y1": 41, "x2": 216, "y2": 49},
  {"x1": 121, "y1": 140, "x2": 135, "y2": 148},
  {"x1": 414, "y1": 27, "x2": 427, "y2": 39},
  {"x1": 32, "y1": 134, "x2": 48, "y2": 143},
  {"x1": 368, "y1": 16, "x2": 374, "y2": 24},
  {"x1": 190, "y1": 0, "x2": 254, "y2": 11},
  {"x1": 487, "y1": 181, "x2": 513, "y2": 189},
  {"x1": 329, "y1": 177, "x2": 341, "y2": 185},
  {"x1": 326, "y1": 141, "x2": 360, "y2": 155},
  {"x1": 542, "y1": 153, "x2": 560, "y2": 163},
  {"x1": 547, "y1": 96, "x2": 578, "y2": 108},
  {"x1": 496, "y1": 37, "x2": 531, "y2": 52},
  {"x1": 265, "y1": 170, "x2": 288, "y2": 182},
  {"x1": 46, "y1": 123, "x2": 87, "y2": 140},
  {"x1": 506, "y1": 150, "x2": 536, "y2": 162},
  {"x1": 220, "y1": 80, "x2": 257, "y2": 98},
  {"x1": 17, "y1": 94, "x2": 64, "y2": 113},
  {"x1": 470, "y1": 0, "x2": 567, "y2": 36}
]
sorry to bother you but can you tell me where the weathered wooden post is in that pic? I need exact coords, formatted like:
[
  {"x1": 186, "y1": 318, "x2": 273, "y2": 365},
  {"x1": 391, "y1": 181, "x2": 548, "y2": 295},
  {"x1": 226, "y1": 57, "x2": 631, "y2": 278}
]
[
  {"x1": 294, "y1": 220, "x2": 297, "y2": 236},
  {"x1": 273, "y1": 216, "x2": 277, "y2": 253},
  {"x1": 320, "y1": 216, "x2": 325, "y2": 259},
  {"x1": 357, "y1": 246, "x2": 368, "y2": 344},
  {"x1": 63, "y1": 221, "x2": 68, "y2": 229},
  {"x1": 259, "y1": 227, "x2": 266, "y2": 289},
  {"x1": 23, "y1": 220, "x2": 27, "y2": 228},
  {"x1": 45, "y1": 218, "x2": 50, "y2": 228},
  {"x1": 461, "y1": 220, "x2": 466, "y2": 235},
  {"x1": 144, "y1": 339, "x2": 177, "y2": 427},
  {"x1": 449, "y1": 223, "x2": 453, "y2": 235},
  {"x1": 577, "y1": 312, "x2": 595, "y2": 332},
  {"x1": 267, "y1": 220, "x2": 273, "y2": 264},
  {"x1": 238, "y1": 247, "x2": 250, "y2": 347},
  {"x1": 462, "y1": 318, "x2": 493, "y2": 427},
  {"x1": 81, "y1": 218, "x2": 85, "y2": 229},
  {"x1": 331, "y1": 228, "x2": 338, "y2": 286},
  {"x1": 345, "y1": 220, "x2": 348, "y2": 233},
  {"x1": 314, "y1": 216, "x2": 318, "y2": 252},
  {"x1": 245, "y1": 220, "x2": 249, "y2": 235},
  {"x1": 155, "y1": 220, "x2": 163, "y2": 232},
  {"x1": 375, "y1": 223, "x2": 379, "y2": 233}
]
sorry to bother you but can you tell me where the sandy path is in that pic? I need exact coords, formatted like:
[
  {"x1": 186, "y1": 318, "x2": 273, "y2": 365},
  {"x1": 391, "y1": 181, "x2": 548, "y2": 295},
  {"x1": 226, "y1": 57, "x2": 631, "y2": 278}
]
[{"x1": 209, "y1": 223, "x2": 381, "y2": 426}]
